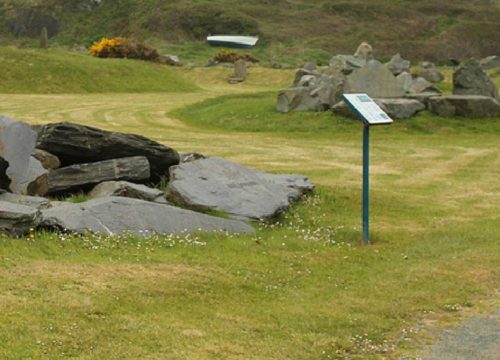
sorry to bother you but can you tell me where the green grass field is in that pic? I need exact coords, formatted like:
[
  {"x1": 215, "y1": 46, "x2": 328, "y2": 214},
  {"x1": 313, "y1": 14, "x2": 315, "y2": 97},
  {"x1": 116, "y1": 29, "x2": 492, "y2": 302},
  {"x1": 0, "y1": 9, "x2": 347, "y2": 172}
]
[{"x1": 0, "y1": 48, "x2": 499, "y2": 359}]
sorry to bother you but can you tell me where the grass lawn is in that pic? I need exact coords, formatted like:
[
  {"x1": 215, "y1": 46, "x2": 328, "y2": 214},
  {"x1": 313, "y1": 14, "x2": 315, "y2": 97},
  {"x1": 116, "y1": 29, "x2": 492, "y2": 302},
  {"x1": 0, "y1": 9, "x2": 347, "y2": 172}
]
[{"x1": 0, "y1": 53, "x2": 499, "y2": 359}]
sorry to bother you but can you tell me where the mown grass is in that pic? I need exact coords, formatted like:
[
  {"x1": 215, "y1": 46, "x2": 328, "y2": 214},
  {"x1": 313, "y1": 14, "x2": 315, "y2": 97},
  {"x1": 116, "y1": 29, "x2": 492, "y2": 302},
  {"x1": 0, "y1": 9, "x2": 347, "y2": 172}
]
[
  {"x1": 0, "y1": 63, "x2": 499, "y2": 359},
  {"x1": 0, "y1": 47, "x2": 198, "y2": 93}
]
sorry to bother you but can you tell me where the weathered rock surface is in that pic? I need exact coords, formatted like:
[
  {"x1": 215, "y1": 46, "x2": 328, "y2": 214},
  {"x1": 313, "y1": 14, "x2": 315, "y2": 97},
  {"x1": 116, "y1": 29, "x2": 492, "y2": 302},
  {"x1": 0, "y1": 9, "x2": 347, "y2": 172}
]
[
  {"x1": 228, "y1": 59, "x2": 247, "y2": 84},
  {"x1": 181, "y1": 152, "x2": 206, "y2": 163},
  {"x1": 168, "y1": 157, "x2": 314, "y2": 221},
  {"x1": 277, "y1": 87, "x2": 324, "y2": 112},
  {"x1": 453, "y1": 59, "x2": 499, "y2": 100},
  {"x1": 409, "y1": 77, "x2": 441, "y2": 94},
  {"x1": 32, "y1": 149, "x2": 60, "y2": 170},
  {"x1": 418, "y1": 68, "x2": 445, "y2": 83},
  {"x1": 405, "y1": 92, "x2": 441, "y2": 106},
  {"x1": 48, "y1": 156, "x2": 150, "y2": 194},
  {"x1": 35, "y1": 122, "x2": 180, "y2": 180},
  {"x1": 428, "y1": 95, "x2": 500, "y2": 118},
  {"x1": 396, "y1": 72, "x2": 413, "y2": 92},
  {"x1": 329, "y1": 55, "x2": 366, "y2": 74},
  {"x1": 0, "y1": 190, "x2": 50, "y2": 209},
  {"x1": 39, "y1": 197, "x2": 254, "y2": 236},
  {"x1": 89, "y1": 181, "x2": 167, "y2": 204},
  {"x1": 0, "y1": 116, "x2": 48, "y2": 195},
  {"x1": 0, "y1": 201, "x2": 39, "y2": 236},
  {"x1": 353, "y1": 42, "x2": 373, "y2": 60},
  {"x1": 344, "y1": 61, "x2": 405, "y2": 98},
  {"x1": 480, "y1": 55, "x2": 500, "y2": 70},
  {"x1": 332, "y1": 98, "x2": 425, "y2": 119},
  {"x1": 386, "y1": 53, "x2": 410, "y2": 75}
]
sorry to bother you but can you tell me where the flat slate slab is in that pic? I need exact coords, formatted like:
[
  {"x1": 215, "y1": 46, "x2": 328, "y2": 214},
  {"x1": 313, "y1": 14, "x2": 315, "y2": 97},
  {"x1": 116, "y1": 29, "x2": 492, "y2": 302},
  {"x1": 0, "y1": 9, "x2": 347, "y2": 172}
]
[
  {"x1": 0, "y1": 190, "x2": 50, "y2": 209},
  {"x1": 40, "y1": 197, "x2": 254, "y2": 236},
  {"x1": 168, "y1": 157, "x2": 314, "y2": 221},
  {"x1": 428, "y1": 95, "x2": 500, "y2": 118},
  {"x1": 0, "y1": 201, "x2": 40, "y2": 236},
  {"x1": 89, "y1": 181, "x2": 167, "y2": 204}
]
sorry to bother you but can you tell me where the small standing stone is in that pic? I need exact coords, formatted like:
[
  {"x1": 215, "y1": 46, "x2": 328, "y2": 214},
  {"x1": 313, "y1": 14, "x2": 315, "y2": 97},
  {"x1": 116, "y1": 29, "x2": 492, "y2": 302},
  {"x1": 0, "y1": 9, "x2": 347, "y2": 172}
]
[{"x1": 228, "y1": 59, "x2": 247, "y2": 84}]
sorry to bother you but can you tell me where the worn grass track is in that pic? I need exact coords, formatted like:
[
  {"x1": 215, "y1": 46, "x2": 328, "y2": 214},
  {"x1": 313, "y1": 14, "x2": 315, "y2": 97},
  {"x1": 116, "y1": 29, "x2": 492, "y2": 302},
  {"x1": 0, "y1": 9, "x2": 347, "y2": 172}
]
[{"x1": 0, "y1": 66, "x2": 499, "y2": 359}]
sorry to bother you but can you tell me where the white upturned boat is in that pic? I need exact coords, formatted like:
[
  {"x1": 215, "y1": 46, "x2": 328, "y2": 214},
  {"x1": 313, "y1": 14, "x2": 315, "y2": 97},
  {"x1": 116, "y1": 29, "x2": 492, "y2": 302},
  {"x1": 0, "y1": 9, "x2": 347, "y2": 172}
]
[{"x1": 207, "y1": 35, "x2": 259, "y2": 49}]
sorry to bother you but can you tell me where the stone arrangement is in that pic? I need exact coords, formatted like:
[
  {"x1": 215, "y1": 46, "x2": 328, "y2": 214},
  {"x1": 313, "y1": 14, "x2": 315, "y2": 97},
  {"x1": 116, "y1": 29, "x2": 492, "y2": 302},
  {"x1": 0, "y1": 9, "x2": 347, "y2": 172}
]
[
  {"x1": 0, "y1": 119, "x2": 314, "y2": 237},
  {"x1": 277, "y1": 43, "x2": 500, "y2": 118}
]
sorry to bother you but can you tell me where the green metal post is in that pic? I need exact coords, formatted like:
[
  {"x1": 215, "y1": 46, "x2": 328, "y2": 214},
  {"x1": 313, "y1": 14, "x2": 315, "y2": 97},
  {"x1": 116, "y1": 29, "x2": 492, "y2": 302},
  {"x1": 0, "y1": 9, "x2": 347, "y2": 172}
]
[{"x1": 362, "y1": 124, "x2": 370, "y2": 243}]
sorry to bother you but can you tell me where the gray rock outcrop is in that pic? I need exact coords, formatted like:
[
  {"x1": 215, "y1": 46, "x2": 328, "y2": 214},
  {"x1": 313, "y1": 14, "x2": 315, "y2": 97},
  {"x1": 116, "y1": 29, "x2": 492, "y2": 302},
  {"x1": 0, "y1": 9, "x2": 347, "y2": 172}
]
[
  {"x1": 480, "y1": 55, "x2": 500, "y2": 70},
  {"x1": 89, "y1": 181, "x2": 167, "y2": 204},
  {"x1": 35, "y1": 122, "x2": 180, "y2": 180},
  {"x1": 409, "y1": 77, "x2": 441, "y2": 94},
  {"x1": 344, "y1": 60, "x2": 406, "y2": 98},
  {"x1": 453, "y1": 59, "x2": 499, "y2": 100},
  {"x1": 0, "y1": 190, "x2": 50, "y2": 209},
  {"x1": 428, "y1": 95, "x2": 500, "y2": 118},
  {"x1": 0, "y1": 116, "x2": 48, "y2": 195},
  {"x1": 48, "y1": 156, "x2": 150, "y2": 194},
  {"x1": 39, "y1": 197, "x2": 254, "y2": 236},
  {"x1": 168, "y1": 157, "x2": 314, "y2": 221},
  {"x1": 0, "y1": 201, "x2": 40, "y2": 236},
  {"x1": 32, "y1": 149, "x2": 60, "y2": 170},
  {"x1": 386, "y1": 53, "x2": 410, "y2": 76}
]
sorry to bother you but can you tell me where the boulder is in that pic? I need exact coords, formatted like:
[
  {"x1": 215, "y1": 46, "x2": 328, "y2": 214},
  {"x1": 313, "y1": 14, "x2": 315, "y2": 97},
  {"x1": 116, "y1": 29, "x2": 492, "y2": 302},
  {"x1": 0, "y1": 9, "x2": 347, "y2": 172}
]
[
  {"x1": 353, "y1": 42, "x2": 373, "y2": 60},
  {"x1": 344, "y1": 60, "x2": 405, "y2": 98},
  {"x1": 375, "y1": 99, "x2": 425, "y2": 119},
  {"x1": 228, "y1": 59, "x2": 247, "y2": 84},
  {"x1": 39, "y1": 197, "x2": 254, "y2": 236},
  {"x1": 168, "y1": 157, "x2": 314, "y2": 221},
  {"x1": 453, "y1": 59, "x2": 499, "y2": 100},
  {"x1": 409, "y1": 77, "x2": 441, "y2": 94},
  {"x1": 480, "y1": 55, "x2": 500, "y2": 70},
  {"x1": 386, "y1": 53, "x2": 410, "y2": 76},
  {"x1": 0, "y1": 190, "x2": 50, "y2": 209},
  {"x1": 396, "y1": 72, "x2": 413, "y2": 92},
  {"x1": 297, "y1": 75, "x2": 318, "y2": 87},
  {"x1": 0, "y1": 201, "x2": 39, "y2": 236},
  {"x1": 89, "y1": 181, "x2": 167, "y2": 204},
  {"x1": 277, "y1": 87, "x2": 323, "y2": 112},
  {"x1": 35, "y1": 122, "x2": 180, "y2": 180},
  {"x1": 428, "y1": 95, "x2": 500, "y2": 118},
  {"x1": 293, "y1": 68, "x2": 318, "y2": 86},
  {"x1": 329, "y1": 55, "x2": 367, "y2": 74},
  {"x1": 32, "y1": 149, "x2": 60, "y2": 170},
  {"x1": 418, "y1": 68, "x2": 445, "y2": 83},
  {"x1": 405, "y1": 92, "x2": 441, "y2": 107},
  {"x1": 48, "y1": 156, "x2": 150, "y2": 195},
  {"x1": 0, "y1": 116, "x2": 48, "y2": 195},
  {"x1": 332, "y1": 99, "x2": 425, "y2": 119}
]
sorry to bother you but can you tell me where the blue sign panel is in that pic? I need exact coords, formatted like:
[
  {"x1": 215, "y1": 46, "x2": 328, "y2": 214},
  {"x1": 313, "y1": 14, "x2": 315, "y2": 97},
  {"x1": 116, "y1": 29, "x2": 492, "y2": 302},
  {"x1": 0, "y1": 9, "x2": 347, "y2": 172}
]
[{"x1": 343, "y1": 94, "x2": 393, "y2": 126}]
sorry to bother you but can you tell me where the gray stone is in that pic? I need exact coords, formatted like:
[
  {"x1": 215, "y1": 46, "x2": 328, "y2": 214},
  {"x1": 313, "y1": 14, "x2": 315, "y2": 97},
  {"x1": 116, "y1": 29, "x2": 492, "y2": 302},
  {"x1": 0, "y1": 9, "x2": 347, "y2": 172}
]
[
  {"x1": 0, "y1": 190, "x2": 50, "y2": 209},
  {"x1": 329, "y1": 55, "x2": 367, "y2": 74},
  {"x1": 386, "y1": 53, "x2": 411, "y2": 76},
  {"x1": 303, "y1": 62, "x2": 317, "y2": 71},
  {"x1": 35, "y1": 122, "x2": 179, "y2": 180},
  {"x1": 228, "y1": 59, "x2": 247, "y2": 83},
  {"x1": 32, "y1": 149, "x2": 60, "y2": 170},
  {"x1": 397, "y1": 72, "x2": 413, "y2": 92},
  {"x1": 168, "y1": 157, "x2": 314, "y2": 221},
  {"x1": 181, "y1": 153, "x2": 206, "y2": 163},
  {"x1": 40, "y1": 197, "x2": 254, "y2": 236},
  {"x1": 89, "y1": 181, "x2": 167, "y2": 204},
  {"x1": 405, "y1": 92, "x2": 441, "y2": 107},
  {"x1": 428, "y1": 95, "x2": 500, "y2": 118},
  {"x1": 293, "y1": 68, "x2": 318, "y2": 86},
  {"x1": 480, "y1": 55, "x2": 500, "y2": 70},
  {"x1": 353, "y1": 42, "x2": 373, "y2": 60},
  {"x1": 420, "y1": 61, "x2": 435, "y2": 69},
  {"x1": 409, "y1": 77, "x2": 441, "y2": 94},
  {"x1": 453, "y1": 59, "x2": 499, "y2": 100},
  {"x1": 277, "y1": 87, "x2": 322, "y2": 112},
  {"x1": 419, "y1": 68, "x2": 445, "y2": 83},
  {"x1": 375, "y1": 99, "x2": 425, "y2": 119},
  {"x1": 0, "y1": 201, "x2": 39, "y2": 236},
  {"x1": 0, "y1": 116, "x2": 48, "y2": 195},
  {"x1": 344, "y1": 61, "x2": 405, "y2": 98},
  {"x1": 48, "y1": 156, "x2": 150, "y2": 195},
  {"x1": 298, "y1": 75, "x2": 318, "y2": 87}
]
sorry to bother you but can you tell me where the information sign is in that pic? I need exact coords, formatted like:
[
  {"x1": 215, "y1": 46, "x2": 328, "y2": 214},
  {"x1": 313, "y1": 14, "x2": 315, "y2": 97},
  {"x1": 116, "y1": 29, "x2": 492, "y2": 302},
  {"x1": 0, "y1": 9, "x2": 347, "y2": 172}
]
[{"x1": 343, "y1": 93, "x2": 393, "y2": 125}]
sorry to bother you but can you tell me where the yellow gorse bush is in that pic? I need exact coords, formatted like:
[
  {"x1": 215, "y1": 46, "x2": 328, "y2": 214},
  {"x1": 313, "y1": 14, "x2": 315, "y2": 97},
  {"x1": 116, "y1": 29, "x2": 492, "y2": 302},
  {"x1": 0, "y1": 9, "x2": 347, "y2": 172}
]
[
  {"x1": 89, "y1": 37, "x2": 159, "y2": 61},
  {"x1": 89, "y1": 37, "x2": 126, "y2": 58}
]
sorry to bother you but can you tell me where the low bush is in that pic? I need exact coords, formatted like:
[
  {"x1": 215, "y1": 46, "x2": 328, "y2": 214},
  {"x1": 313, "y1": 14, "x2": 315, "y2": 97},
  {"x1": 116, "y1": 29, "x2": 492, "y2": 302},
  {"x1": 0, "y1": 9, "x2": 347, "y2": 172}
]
[
  {"x1": 89, "y1": 37, "x2": 159, "y2": 62},
  {"x1": 214, "y1": 49, "x2": 259, "y2": 64}
]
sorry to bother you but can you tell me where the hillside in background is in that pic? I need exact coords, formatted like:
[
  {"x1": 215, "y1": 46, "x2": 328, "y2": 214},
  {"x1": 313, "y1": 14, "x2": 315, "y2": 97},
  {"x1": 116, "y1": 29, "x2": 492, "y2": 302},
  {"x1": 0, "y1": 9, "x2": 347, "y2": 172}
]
[{"x1": 0, "y1": 0, "x2": 499, "y2": 64}]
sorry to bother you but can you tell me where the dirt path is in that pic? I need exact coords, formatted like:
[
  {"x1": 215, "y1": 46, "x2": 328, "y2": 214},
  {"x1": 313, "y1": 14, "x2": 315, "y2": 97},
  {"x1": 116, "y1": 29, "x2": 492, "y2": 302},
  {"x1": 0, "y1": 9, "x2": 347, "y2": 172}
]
[{"x1": 421, "y1": 310, "x2": 500, "y2": 360}]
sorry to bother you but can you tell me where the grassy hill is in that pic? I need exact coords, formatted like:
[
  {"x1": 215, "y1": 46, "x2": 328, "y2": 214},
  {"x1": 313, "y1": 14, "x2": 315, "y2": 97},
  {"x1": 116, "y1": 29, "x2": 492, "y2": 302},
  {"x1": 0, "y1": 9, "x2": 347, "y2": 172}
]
[
  {"x1": 0, "y1": 0, "x2": 499, "y2": 64},
  {"x1": 0, "y1": 46, "x2": 197, "y2": 93}
]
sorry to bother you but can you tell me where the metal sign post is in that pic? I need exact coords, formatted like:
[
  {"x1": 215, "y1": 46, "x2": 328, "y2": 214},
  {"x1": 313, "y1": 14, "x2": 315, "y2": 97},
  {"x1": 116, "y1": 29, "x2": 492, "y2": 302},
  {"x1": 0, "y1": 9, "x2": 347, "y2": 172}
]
[{"x1": 343, "y1": 94, "x2": 393, "y2": 244}]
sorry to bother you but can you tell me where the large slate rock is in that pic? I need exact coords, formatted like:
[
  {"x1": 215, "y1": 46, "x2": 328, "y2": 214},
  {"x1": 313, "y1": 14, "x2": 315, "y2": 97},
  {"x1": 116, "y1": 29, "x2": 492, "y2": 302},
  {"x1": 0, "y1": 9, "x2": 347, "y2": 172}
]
[
  {"x1": 32, "y1": 149, "x2": 60, "y2": 170},
  {"x1": 0, "y1": 190, "x2": 50, "y2": 209},
  {"x1": 418, "y1": 68, "x2": 445, "y2": 83},
  {"x1": 277, "y1": 87, "x2": 323, "y2": 112},
  {"x1": 396, "y1": 72, "x2": 413, "y2": 92},
  {"x1": 40, "y1": 197, "x2": 254, "y2": 236},
  {"x1": 409, "y1": 77, "x2": 441, "y2": 94},
  {"x1": 0, "y1": 116, "x2": 48, "y2": 195},
  {"x1": 453, "y1": 59, "x2": 499, "y2": 100},
  {"x1": 428, "y1": 95, "x2": 500, "y2": 118},
  {"x1": 35, "y1": 122, "x2": 180, "y2": 180},
  {"x1": 386, "y1": 53, "x2": 410, "y2": 76},
  {"x1": 0, "y1": 201, "x2": 39, "y2": 236},
  {"x1": 89, "y1": 181, "x2": 167, "y2": 204},
  {"x1": 329, "y1": 55, "x2": 367, "y2": 74},
  {"x1": 480, "y1": 55, "x2": 500, "y2": 70},
  {"x1": 48, "y1": 156, "x2": 150, "y2": 195},
  {"x1": 168, "y1": 157, "x2": 314, "y2": 221},
  {"x1": 344, "y1": 61, "x2": 405, "y2": 98},
  {"x1": 405, "y1": 93, "x2": 441, "y2": 107}
]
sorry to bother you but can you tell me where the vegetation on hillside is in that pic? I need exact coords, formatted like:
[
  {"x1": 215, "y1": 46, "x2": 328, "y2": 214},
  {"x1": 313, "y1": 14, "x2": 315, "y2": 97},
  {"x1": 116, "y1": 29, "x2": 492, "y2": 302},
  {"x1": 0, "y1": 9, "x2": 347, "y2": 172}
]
[{"x1": 0, "y1": 0, "x2": 499, "y2": 63}]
